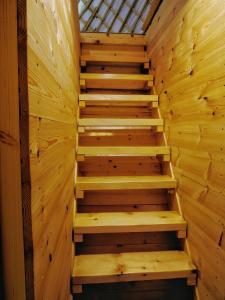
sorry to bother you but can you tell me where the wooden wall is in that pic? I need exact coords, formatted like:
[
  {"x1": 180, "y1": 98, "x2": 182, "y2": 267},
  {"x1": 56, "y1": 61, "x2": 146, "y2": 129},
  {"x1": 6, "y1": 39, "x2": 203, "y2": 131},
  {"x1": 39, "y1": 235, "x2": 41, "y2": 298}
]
[
  {"x1": 0, "y1": 1, "x2": 26, "y2": 299},
  {"x1": 146, "y1": 0, "x2": 225, "y2": 299},
  {"x1": 27, "y1": 0, "x2": 80, "y2": 299}
]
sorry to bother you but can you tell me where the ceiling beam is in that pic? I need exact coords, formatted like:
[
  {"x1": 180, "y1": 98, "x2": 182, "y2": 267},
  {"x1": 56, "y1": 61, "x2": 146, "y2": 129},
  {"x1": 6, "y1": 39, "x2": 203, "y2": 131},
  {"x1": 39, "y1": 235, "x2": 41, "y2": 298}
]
[
  {"x1": 142, "y1": 0, "x2": 162, "y2": 32},
  {"x1": 131, "y1": 0, "x2": 149, "y2": 34}
]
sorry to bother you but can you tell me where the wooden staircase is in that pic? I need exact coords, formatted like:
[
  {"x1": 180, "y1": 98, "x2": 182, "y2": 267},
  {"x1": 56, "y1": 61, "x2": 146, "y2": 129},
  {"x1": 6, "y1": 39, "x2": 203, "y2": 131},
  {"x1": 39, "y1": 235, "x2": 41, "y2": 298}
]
[{"x1": 72, "y1": 40, "x2": 196, "y2": 298}]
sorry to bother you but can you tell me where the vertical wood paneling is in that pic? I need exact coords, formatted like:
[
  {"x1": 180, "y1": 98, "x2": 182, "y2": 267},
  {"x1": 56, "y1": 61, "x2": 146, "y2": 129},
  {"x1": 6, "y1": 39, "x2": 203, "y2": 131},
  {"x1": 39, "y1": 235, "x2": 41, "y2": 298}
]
[
  {"x1": 0, "y1": 1, "x2": 26, "y2": 299},
  {"x1": 147, "y1": 0, "x2": 225, "y2": 299},
  {"x1": 27, "y1": 0, "x2": 80, "y2": 299}
]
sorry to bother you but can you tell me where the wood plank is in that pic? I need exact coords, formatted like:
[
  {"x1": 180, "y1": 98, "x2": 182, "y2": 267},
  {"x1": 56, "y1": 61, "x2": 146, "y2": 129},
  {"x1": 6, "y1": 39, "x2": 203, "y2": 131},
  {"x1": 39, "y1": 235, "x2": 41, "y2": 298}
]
[
  {"x1": 78, "y1": 118, "x2": 163, "y2": 128},
  {"x1": 86, "y1": 64, "x2": 143, "y2": 75},
  {"x1": 78, "y1": 156, "x2": 161, "y2": 177},
  {"x1": 81, "y1": 54, "x2": 148, "y2": 64},
  {"x1": 0, "y1": 1, "x2": 26, "y2": 298},
  {"x1": 77, "y1": 146, "x2": 170, "y2": 157},
  {"x1": 81, "y1": 81, "x2": 153, "y2": 90},
  {"x1": 79, "y1": 94, "x2": 158, "y2": 105},
  {"x1": 80, "y1": 73, "x2": 153, "y2": 81},
  {"x1": 79, "y1": 129, "x2": 157, "y2": 146},
  {"x1": 74, "y1": 211, "x2": 186, "y2": 234},
  {"x1": 81, "y1": 44, "x2": 148, "y2": 64},
  {"x1": 80, "y1": 73, "x2": 153, "y2": 90},
  {"x1": 80, "y1": 105, "x2": 153, "y2": 117},
  {"x1": 72, "y1": 251, "x2": 196, "y2": 285},
  {"x1": 80, "y1": 33, "x2": 147, "y2": 46},
  {"x1": 76, "y1": 175, "x2": 176, "y2": 191},
  {"x1": 73, "y1": 280, "x2": 192, "y2": 299},
  {"x1": 78, "y1": 205, "x2": 169, "y2": 213},
  {"x1": 142, "y1": 0, "x2": 162, "y2": 32},
  {"x1": 78, "y1": 232, "x2": 177, "y2": 246},
  {"x1": 79, "y1": 190, "x2": 167, "y2": 206},
  {"x1": 76, "y1": 231, "x2": 178, "y2": 256},
  {"x1": 147, "y1": 0, "x2": 225, "y2": 297},
  {"x1": 27, "y1": 0, "x2": 80, "y2": 298}
]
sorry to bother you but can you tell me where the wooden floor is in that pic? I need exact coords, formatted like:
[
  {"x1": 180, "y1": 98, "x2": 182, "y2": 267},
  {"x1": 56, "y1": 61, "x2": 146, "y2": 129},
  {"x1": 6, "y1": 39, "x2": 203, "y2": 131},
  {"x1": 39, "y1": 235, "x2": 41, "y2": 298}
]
[{"x1": 72, "y1": 39, "x2": 196, "y2": 299}]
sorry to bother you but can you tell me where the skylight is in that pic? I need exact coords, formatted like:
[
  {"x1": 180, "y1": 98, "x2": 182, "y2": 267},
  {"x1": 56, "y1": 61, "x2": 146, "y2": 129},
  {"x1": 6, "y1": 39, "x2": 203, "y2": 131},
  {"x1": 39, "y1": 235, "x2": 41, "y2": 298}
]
[{"x1": 78, "y1": 0, "x2": 152, "y2": 34}]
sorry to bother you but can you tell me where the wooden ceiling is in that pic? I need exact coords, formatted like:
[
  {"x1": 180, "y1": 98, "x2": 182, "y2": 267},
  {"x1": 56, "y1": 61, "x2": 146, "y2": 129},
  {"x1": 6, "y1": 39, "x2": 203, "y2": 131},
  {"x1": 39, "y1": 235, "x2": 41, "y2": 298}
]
[{"x1": 78, "y1": 0, "x2": 152, "y2": 34}]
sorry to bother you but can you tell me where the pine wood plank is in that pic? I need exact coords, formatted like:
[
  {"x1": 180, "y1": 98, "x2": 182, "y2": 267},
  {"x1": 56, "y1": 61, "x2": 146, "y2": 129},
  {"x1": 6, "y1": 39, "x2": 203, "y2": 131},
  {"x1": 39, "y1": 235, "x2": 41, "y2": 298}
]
[
  {"x1": 80, "y1": 33, "x2": 147, "y2": 46},
  {"x1": 79, "y1": 94, "x2": 158, "y2": 105},
  {"x1": 77, "y1": 146, "x2": 170, "y2": 157},
  {"x1": 82, "y1": 44, "x2": 145, "y2": 52},
  {"x1": 0, "y1": 1, "x2": 26, "y2": 298},
  {"x1": 74, "y1": 211, "x2": 186, "y2": 234},
  {"x1": 86, "y1": 64, "x2": 145, "y2": 75},
  {"x1": 27, "y1": 0, "x2": 80, "y2": 299},
  {"x1": 81, "y1": 44, "x2": 148, "y2": 64},
  {"x1": 79, "y1": 94, "x2": 158, "y2": 101},
  {"x1": 146, "y1": 0, "x2": 225, "y2": 296},
  {"x1": 76, "y1": 175, "x2": 176, "y2": 191},
  {"x1": 80, "y1": 73, "x2": 153, "y2": 81},
  {"x1": 80, "y1": 80, "x2": 153, "y2": 90},
  {"x1": 76, "y1": 233, "x2": 178, "y2": 255},
  {"x1": 78, "y1": 118, "x2": 163, "y2": 127},
  {"x1": 80, "y1": 73, "x2": 154, "y2": 90},
  {"x1": 81, "y1": 54, "x2": 148, "y2": 64},
  {"x1": 72, "y1": 250, "x2": 196, "y2": 285},
  {"x1": 142, "y1": 0, "x2": 162, "y2": 32}
]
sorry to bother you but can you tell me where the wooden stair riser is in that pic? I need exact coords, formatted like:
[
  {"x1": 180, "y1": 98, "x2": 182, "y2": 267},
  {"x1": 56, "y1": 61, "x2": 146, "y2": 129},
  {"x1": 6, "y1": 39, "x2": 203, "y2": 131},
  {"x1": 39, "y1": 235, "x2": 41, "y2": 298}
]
[
  {"x1": 76, "y1": 154, "x2": 170, "y2": 162},
  {"x1": 80, "y1": 73, "x2": 153, "y2": 90}
]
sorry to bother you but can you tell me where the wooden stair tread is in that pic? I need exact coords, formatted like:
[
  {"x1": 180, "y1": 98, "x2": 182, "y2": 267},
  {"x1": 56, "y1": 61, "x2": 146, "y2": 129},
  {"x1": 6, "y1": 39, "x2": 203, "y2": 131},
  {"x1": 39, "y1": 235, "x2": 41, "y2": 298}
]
[
  {"x1": 80, "y1": 73, "x2": 153, "y2": 81},
  {"x1": 80, "y1": 33, "x2": 147, "y2": 46},
  {"x1": 74, "y1": 211, "x2": 186, "y2": 234},
  {"x1": 78, "y1": 118, "x2": 163, "y2": 127},
  {"x1": 77, "y1": 146, "x2": 170, "y2": 156},
  {"x1": 72, "y1": 250, "x2": 196, "y2": 285},
  {"x1": 79, "y1": 94, "x2": 158, "y2": 102},
  {"x1": 76, "y1": 175, "x2": 176, "y2": 190},
  {"x1": 81, "y1": 53, "x2": 148, "y2": 64}
]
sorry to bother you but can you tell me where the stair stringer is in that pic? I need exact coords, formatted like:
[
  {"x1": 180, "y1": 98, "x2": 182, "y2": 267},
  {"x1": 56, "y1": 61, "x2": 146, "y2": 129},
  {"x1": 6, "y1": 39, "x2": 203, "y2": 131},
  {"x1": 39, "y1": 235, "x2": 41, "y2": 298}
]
[{"x1": 154, "y1": 87, "x2": 198, "y2": 289}]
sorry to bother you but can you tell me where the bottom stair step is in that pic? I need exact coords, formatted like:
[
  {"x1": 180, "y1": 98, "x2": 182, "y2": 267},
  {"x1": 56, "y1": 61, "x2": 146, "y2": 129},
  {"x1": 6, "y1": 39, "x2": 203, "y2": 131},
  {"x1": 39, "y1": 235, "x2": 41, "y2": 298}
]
[{"x1": 72, "y1": 251, "x2": 196, "y2": 286}]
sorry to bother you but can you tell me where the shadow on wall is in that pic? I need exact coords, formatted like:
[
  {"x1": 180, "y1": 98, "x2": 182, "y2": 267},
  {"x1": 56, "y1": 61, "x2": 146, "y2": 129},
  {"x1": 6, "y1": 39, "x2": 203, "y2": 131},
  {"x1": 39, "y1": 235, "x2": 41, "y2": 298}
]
[{"x1": 0, "y1": 239, "x2": 4, "y2": 299}]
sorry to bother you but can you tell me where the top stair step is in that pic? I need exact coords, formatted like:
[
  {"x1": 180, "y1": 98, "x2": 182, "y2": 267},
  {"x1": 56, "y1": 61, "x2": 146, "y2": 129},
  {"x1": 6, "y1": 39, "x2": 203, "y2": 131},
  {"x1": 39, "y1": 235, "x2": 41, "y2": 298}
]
[
  {"x1": 80, "y1": 33, "x2": 147, "y2": 46},
  {"x1": 80, "y1": 73, "x2": 153, "y2": 90}
]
